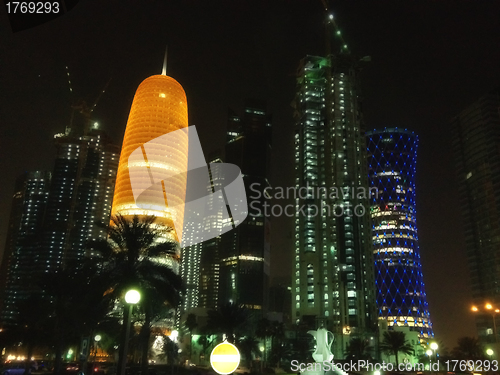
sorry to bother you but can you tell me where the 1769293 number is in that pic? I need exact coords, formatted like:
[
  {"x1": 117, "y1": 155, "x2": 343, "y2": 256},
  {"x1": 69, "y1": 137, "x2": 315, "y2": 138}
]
[
  {"x1": 6, "y1": 2, "x2": 60, "y2": 13},
  {"x1": 445, "y1": 360, "x2": 499, "y2": 372}
]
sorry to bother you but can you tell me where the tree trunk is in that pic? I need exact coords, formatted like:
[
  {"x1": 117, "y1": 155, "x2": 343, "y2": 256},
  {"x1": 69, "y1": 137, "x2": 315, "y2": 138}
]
[
  {"x1": 140, "y1": 310, "x2": 152, "y2": 375},
  {"x1": 395, "y1": 351, "x2": 399, "y2": 366}
]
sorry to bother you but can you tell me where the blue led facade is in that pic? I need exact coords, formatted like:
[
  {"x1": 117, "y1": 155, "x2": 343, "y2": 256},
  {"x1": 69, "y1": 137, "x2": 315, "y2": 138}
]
[{"x1": 367, "y1": 128, "x2": 433, "y2": 338}]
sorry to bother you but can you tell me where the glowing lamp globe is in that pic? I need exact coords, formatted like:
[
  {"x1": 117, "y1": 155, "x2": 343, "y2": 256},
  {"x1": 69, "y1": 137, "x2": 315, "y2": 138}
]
[
  {"x1": 210, "y1": 342, "x2": 240, "y2": 375},
  {"x1": 125, "y1": 290, "x2": 141, "y2": 304},
  {"x1": 430, "y1": 342, "x2": 438, "y2": 350}
]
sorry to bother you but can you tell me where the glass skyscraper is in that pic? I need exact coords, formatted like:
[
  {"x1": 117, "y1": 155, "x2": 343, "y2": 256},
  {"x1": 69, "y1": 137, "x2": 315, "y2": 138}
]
[
  {"x1": 0, "y1": 122, "x2": 119, "y2": 326},
  {"x1": 0, "y1": 171, "x2": 51, "y2": 325},
  {"x1": 366, "y1": 128, "x2": 433, "y2": 339},
  {"x1": 292, "y1": 54, "x2": 376, "y2": 357},
  {"x1": 451, "y1": 89, "x2": 500, "y2": 341}
]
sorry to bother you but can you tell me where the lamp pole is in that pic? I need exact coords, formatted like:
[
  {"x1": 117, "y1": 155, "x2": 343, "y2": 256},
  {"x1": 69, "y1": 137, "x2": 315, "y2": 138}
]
[
  {"x1": 119, "y1": 290, "x2": 141, "y2": 375},
  {"x1": 430, "y1": 342, "x2": 438, "y2": 367},
  {"x1": 93, "y1": 335, "x2": 101, "y2": 371}
]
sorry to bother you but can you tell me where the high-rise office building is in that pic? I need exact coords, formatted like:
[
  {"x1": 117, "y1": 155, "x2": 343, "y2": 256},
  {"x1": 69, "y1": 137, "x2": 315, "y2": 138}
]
[
  {"x1": 451, "y1": 89, "x2": 500, "y2": 341},
  {"x1": 181, "y1": 154, "x2": 224, "y2": 313},
  {"x1": 41, "y1": 125, "x2": 119, "y2": 265},
  {"x1": 291, "y1": 54, "x2": 376, "y2": 356},
  {"x1": 0, "y1": 119, "x2": 119, "y2": 325},
  {"x1": 180, "y1": 101, "x2": 272, "y2": 315},
  {"x1": 0, "y1": 171, "x2": 51, "y2": 325},
  {"x1": 111, "y1": 72, "x2": 189, "y2": 244},
  {"x1": 367, "y1": 128, "x2": 433, "y2": 339},
  {"x1": 218, "y1": 100, "x2": 272, "y2": 312}
]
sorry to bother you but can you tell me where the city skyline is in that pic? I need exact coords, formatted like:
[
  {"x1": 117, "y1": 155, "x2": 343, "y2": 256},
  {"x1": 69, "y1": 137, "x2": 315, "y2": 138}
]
[{"x1": 2, "y1": 0, "x2": 500, "y2": 347}]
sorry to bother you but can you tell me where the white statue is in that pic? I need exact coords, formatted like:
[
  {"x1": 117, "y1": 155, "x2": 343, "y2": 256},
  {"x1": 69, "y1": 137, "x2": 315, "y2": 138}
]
[{"x1": 308, "y1": 327, "x2": 334, "y2": 363}]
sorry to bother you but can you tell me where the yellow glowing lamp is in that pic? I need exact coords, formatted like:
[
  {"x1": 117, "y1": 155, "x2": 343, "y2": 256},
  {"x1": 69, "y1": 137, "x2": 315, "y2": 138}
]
[
  {"x1": 210, "y1": 341, "x2": 240, "y2": 375},
  {"x1": 486, "y1": 303, "x2": 493, "y2": 310}
]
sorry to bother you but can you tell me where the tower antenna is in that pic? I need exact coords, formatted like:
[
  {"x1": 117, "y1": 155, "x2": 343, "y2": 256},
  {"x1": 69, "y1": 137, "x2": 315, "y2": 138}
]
[{"x1": 162, "y1": 46, "x2": 168, "y2": 75}]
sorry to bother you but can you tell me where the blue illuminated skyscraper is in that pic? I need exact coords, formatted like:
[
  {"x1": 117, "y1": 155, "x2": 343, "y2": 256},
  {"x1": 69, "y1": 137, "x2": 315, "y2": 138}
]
[{"x1": 366, "y1": 128, "x2": 433, "y2": 339}]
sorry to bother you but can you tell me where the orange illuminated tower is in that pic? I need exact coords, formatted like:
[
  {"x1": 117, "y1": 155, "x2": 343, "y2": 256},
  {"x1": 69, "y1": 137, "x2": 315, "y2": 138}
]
[{"x1": 111, "y1": 56, "x2": 189, "y2": 242}]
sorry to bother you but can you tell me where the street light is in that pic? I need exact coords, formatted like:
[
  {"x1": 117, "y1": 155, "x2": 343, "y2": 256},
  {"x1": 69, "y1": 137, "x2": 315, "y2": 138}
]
[
  {"x1": 487, "y1": 348, "x2": 494, "y2": 359},
  {"x1": 472, "y1": 304, "x2": 499, "y2": 342},
  {"x1": 93, "y1": 334, "x2": 102, "y2": 370},
  {"x1": 430, "y1": 342, "x2": 438, "y2": 363},
  {"x1": 119, "y1": 290, "x2": 141, "y2": 375},
  {"x1": 170, "y1": 330, "x2": 179, "y2": 342}
]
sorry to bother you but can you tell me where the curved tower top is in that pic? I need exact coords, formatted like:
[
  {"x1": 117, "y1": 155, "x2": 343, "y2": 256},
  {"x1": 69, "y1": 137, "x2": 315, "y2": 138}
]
[
  {"x1": 111, "y1": 74, "x2": 189, "y2": 242},
  {"x1": 367, "y1": 127, "x2": 433, "y2": 339}
]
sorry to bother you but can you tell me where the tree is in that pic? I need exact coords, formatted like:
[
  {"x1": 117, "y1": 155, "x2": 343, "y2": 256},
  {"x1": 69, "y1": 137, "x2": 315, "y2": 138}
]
[
  {"x1": 14, "y1": 296, "x2": 52, "y2": 375},
  {"x1": 451, "y1": 337, "x2": 485, "y2": 360},
  {"x1": 237, "y1": 336, "x2": 261, "y2": 371},
  {"x1": 39, "y1": 261, "x2": 113, "y2": 375},
  {"x1": 345, "y1": 337, "x2": 373, "y2": 361},
  {"x1": 379, "y1": 331, "x2": 414, "y2": 365},
  {"x1": 256, "y1": 318, "x2": 271, "y2": 366},
  {"x1": 205, "y1": 303, "x2": 249, "y2": 343},
  {"x1": 92, "y1": 214, "x2": 184, "y2": 375}
]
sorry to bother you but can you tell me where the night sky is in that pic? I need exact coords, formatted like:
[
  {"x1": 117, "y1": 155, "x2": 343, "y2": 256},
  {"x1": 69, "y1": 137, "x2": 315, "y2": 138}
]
[{"x1": 1, "y1": 0, "x2": 500, "y2": 349}]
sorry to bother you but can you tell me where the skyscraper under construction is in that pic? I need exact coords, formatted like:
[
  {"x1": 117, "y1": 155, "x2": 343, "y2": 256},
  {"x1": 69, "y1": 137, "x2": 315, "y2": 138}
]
[{"x1": 291, "y1": 25, "x2": 376, "y2": 355}]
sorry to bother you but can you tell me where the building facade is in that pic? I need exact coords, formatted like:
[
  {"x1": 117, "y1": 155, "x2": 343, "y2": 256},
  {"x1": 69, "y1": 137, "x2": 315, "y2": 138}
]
[
  {"x1": 291, "y1": 54, "x2": 376, "y2": 357},
  {"x1": 367, "y1": 128, "x2": 433, "y2": 340},
  {"x1": 0, "y1": 171, "x2": 51, "y2": 325},
  {"x1": 180, "y1": 100, "x2": 272, "y2": 317},
  {"x1": 451, "y1": 89, "x2": 500, "y2": 341},
  {"x1": 0, "y1": 120, "x2": 119, "y2": 325},
  {"x1": 218, "y1": 100, "x2": 272, "y2": 312},
  {"x1": 111, "y1": 73, "x2": 189, "y2": 246},
  {"x1": 42, "y1": 126, "x2": 119, "y2": 265}
]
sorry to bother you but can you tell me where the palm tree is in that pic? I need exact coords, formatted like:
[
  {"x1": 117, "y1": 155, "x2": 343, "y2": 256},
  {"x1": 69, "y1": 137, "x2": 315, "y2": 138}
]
[
  {"x1": 269, "y1": 321, "x2": 285, "y2": 350},
  {"x1": 379, "y1": 331, "x2": 414, "y2": 365},
  {"x1": 256, "y1": 318, "x2": 271, "y2": 366},
  {"x1": 92, "y1": 214, "x2": 184, "y2": 375},
  {"x1": 39, "y1": 262, "x2": 113, "y2": 375},
  {"x1": 269, "y1": 342, "x2": 292, "y2": 369},
  {"x1": 451, "y1": 337, "x2": 485, "y2": 360},
  {"x1": 237, "y1": 336, "x2": 261, "y2": 371},
  {"x1": 205, "y1": 302, "x2": 249, "y2": 343},
  {"x1": 345, "y1": 337, "x2": 373, "y2": 361}
]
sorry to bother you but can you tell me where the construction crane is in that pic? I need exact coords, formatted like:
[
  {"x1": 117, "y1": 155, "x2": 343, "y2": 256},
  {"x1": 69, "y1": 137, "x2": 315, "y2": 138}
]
[
  {"x1": 319, "y1": 0, "x2": 350, "y2": 54},
  {"x1": 65, "y1": 65, "x2": 112, "y2": 134}
]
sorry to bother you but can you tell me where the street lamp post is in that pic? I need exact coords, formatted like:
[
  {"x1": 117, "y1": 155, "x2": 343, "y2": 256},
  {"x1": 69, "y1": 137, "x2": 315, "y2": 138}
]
[
  {"x1": 93, "y1": 335, "x2": 101, "y2": 371},
  {"x1": 426, "y1": 349, "x2": 432, "y2": 370},
  {"x1": 170, "y1": 330, "x2": 178, "y2": 375},
  {"x1": 430, "y1": 342, "x2": 438, "y2": 366},
  {"x1": 119, "y1": 290, "x2": 141, "y2": 375}
]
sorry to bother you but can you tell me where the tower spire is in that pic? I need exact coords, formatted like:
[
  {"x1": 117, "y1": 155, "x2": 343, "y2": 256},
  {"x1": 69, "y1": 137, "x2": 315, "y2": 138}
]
[{"x1": 162, "y1": 46, "x2": 168, "y2": 75}]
